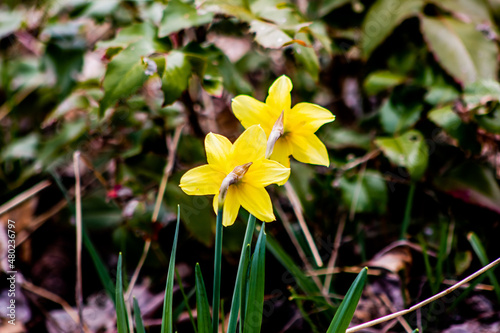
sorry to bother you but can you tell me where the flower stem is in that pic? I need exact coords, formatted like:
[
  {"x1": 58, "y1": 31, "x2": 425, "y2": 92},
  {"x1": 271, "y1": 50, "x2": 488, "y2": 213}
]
[
  {"x1": 212, "y1": 208, "x2": 224, "y2": 333},
  {"x1": 227, "y1": 214, "x2": 257, "y2": 333}
]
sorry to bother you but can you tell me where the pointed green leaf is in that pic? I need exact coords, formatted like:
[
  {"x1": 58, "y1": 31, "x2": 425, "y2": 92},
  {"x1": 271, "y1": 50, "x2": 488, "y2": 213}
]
[
  {"x1": 239, "y1": 244, "x2": 251, "y2": 332},
  {"x1": 326, "y1": 267, "x2": 368, "y2": 333},
  {"x1": 161, "y1": 206, "x2": 181, "y2": 333},
  {"x1": 83, "y1": 229, "x2": 115, "y2": 304},
  {"x1": 159, "y1": 0, "x2": 214, "y2": 37},
  {"x1": 116, "y1": 253, "x2": 130, "y2": 333},
  {"x1": 364, "y1": 70, "x2": 406, "y2": 95},
  {"x1": 362, "y1": 0, "x2": 423, "y2": 57},
  {"x1": 249, "y1": 20, "x2": 292, "y2": 49},
  {"x1": 468, "y1": 232, "x2": 500, "y2": 302},
  {"x1": 133, "y1": 297, "x2": 146, "y2": 333},
  {"x1": 375, "y1": 130, "x2": 428, "y2": 181},
  {"x1": 162, "y1": 51, "x2": 192, "y2": 106},
  {"x1": 243, "y1": 225, "x2": 266, "y2": 333},
  {"x1": 195, "y1": 263, "x2": 211, "y2": 333},
  {"x1": 100, "y1": 40, "x2": 155, "y2": 115},
  {"x1": 421, "y1": 16, "x2": 498, "y2": 85}
]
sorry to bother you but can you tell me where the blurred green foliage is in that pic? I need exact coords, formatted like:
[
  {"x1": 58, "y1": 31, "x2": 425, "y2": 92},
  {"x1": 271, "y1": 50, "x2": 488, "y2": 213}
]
[{"x1": 2, "y1": 0, "x2": 500, "y2": 331}]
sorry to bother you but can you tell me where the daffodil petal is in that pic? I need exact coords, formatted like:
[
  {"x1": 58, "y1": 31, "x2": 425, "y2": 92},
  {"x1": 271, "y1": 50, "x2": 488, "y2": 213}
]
[
  {"x1": 289, "y1": 133, "x2": 330, "y2": 167},
  {"x1": 266, "y1": 75, "x2": 292, "y2": 115},
  {"x1": 237, "y1": 184, "x2": 275, "y2": 222},
  {"x1": 206, "y1": 133, "x2": 232, "y2": 174},
  {"x1": 244, "y1": 159, "x2": 290, "y2": 187},
  {"x1": 231, "y1": 125, "x2": 266, "y2": 167},
  {"x1": 223, "y1": 187, "x2": 240, "y2": 226},
  {"x1": 180, "y1": 165, "x2": 225, "y2": 195},
  {"x1": 269, "y1": 136, "x2": 292, "y2": 168},
  {"x1": 287, "y1": 102, "x2": 335, "y2": 133},
  {"x1": 232, "y1": 95, "x2": 274, "y2": 136}
]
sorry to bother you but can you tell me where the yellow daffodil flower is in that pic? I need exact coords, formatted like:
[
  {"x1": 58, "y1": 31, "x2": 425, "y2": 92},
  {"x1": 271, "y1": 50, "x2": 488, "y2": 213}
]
[
  {"x1": 179, "y1": 125, "x2": 290, "y2": 227},
  {"x1": 232, "y1": 75, "x2": 335, "y2": 168}
]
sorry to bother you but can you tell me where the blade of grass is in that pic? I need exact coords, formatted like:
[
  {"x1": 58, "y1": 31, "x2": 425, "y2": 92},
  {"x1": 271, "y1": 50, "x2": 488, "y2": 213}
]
[
  {"x1": 212, "y1": 208, "x2": 224, "y2": 333},
  {"x1": 289, "y1": 286, "x2": 320, "y2": 333},
  {"x1": 175, "y1": 268, "x2": 197, "y2": 333},
  {"x1": 82, "y1": 229, "x2": 115, "y2": 304},
  {"x1": 195, "y1": 263, "x2": 211, "y2": 333},
  {"x1": 116, "y1": 253, "x2": 130, "y2": 333},
  {"x1": 326, "y1": 267, "x2": 368, "y2": 333},
  {"x1": 161, "y1": 205, "x2": 181, "y2": 333},
  {"x1": 400, "y1": 183, "x2": 416, "y2": 239},
  {"x1": 228, "y1": 214, "x2": 256, "y2": 333},
  {"x1": 468, "y1": 232, "x2": 500, "y2": 302},
  {"x1": 243, "y1": 224, "x2": 266, "y2": 333},
  {"x1": 133, "y1": 297, "x2": 145, "y2": 333},
  {"x1": 239, "y1": 244, "x2": 251, "y2": 333}
]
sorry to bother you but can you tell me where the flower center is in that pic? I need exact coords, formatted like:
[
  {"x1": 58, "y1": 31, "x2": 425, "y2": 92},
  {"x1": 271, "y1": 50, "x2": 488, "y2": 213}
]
[
  {"x1": 218, "y1": 162, "x2": 253, "y2": 207},
  {"x1": 266, "y1": 110, "x2": 285, "y2": 158}
]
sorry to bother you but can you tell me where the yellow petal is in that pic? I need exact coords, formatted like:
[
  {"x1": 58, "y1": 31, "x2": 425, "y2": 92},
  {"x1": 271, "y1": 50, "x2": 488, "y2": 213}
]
[
  {"x1": 244, "y1": 159, "x2": 290, "y2": 187},
  {"x1": 237, "y1": 184, "x2": 275, "y2": 222},
  {"x1": 231, "y1": 125, "x2": 266, "y2": 167},
  {"x1": 232, "y1": 95, "x2": 274, "y2": 136},
  {"x1": 269, "y1": 136, "x2": 292, "y2": 168},
  {"x1": 213, "y1": 187, "x2": 240, "y2": 227},
  {"x1": 288, "y1": 133, "x2": 330, "y2": 167},
  {"x1": 180, "y1": 165, "x2": 225, "y2": 195},
  {"x1": 266, "y1": 75, "x2": 292, "y2": 115},
  {"x1": 205, "y1": 133, "x2": 232, "y2": 174},
  {"x1": 287, "y1": 102, "x2": 335, "y2": 134}
]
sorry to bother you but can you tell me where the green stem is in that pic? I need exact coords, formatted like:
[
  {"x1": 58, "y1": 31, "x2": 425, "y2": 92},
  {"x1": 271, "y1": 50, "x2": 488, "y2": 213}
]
[
  {"x1": 227, "y1": 214, "x2": 256, "y2": 333},
  {"x1": 400, "y1": 183, "x2": 416, "y2": 239},
  {"x1": 212, "y1": 209, "x2": 224, "y2": 333}
]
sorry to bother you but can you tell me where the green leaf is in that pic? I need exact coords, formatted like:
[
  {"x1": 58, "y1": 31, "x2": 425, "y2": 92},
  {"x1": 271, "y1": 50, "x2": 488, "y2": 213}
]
[
  {"x1": 243, "y1": 224, "x2": 266, "y2": 333},
  {"x1": 195, "y1": 263, "x2": 211, "y2": 333},
  {"x1": 97, "y1": 22, "x2": 165, "y2": 51},
  {"x1": 133, "y1": 297, "x2": 146, "y2": 333},
  {"x1": 434, "y1": 161, "x2": 500, "y2": 214},
  {"x1": 0, "y1": 10, "x2": 23, "y2": 39},
  {"x1": 159, "y1": 0, "x2": 214, "y2": 37},
  {"x1": 421, "y1": 16, "x2": 498, "y2": 85},
  {"x1": 1, "y1": 133, "x2": 39, "y2": 160},
  {"x1": 239, "y1": 244, "x2": 252, "y2": 332},
  {"x1": 322, "y1": 128, "x2": 371, "y2": 150},
  {"x1": 428, "y1": 0, "x2": 493, "y2": 24},
  {"x1": 463, "y1": 80, "x2": 500, "y2": 108},
  {"x1": 116, "y1": 253, "x2": 130, "y2": 333},
  {"x1": 379, "y1": 97, "x2": 423, "y2": 134},
  {"x1": 428, "y1": 105, "x2": 480, "y2": 151},
  {"x1": 309, "y1": 0, "x2": 351, "y2": 17},
  {"x1": 161, "y1": 205, "x2": 181, "y2": 333},
  {"x1": 83, "y1": 229, "x2": 115, "y2": 304},
  {"x1": 162, "y1": 51, "x2": 192, "y2": 106},
  {"x1": 100, "y1": 40, "x2": 155, "y2": 115},
  {"x1": 196, "y1": 0, "x2": 256, "y2": 22},
  {"x1": 476, "y1": 107, "x2": 500, "y2": 134},
  {"x1": 468, "y1": 232, "x2": 500, "y2": 302},
  {"x1": 326, "y1": 267, "x2": 368, "y2": 333},
  {"x1": 293, "y1": 42, "x2": 320, "y2": 81},
  {"x1": 363, "y1": 70, "x2": 406, "y2": 95},
  {"x1": 362, "y1": 0, "x2": 423, "y2": 57},
  {"x1": 249, "y1": 20, "x2": 292, "y2": 49},
  {"x1": 339, "y1": 169, "x2": 388, "y2": 215},
  {"x1": 375, "y1": 130, "x2": 429, "y2": 180}
]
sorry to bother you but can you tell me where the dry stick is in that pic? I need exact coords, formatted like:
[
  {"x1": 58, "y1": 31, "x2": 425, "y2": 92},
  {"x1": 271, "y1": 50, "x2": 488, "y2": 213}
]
[
  {"x1": 322, "y1": 213, "x2": 346, "y2": 295},
  {"x1": 341, "y1": 150, "x2": 380, "y2": 172},
  {"x1": 79, "y1": 154, "x2": 110, "y2": 191},
  {"x1": 152, "y1": 124, "x2": 184, "y2": 223},
  {"x1": 73, "y1": 152, "x2": 84, "y2": 333},
  {"x1": 0, "y1": 180, "x2": 51, "y2": 216},
  {"x1": 274, "y1": 199, "x2": 326, "y2": 298},
  {"x1": 284, "y1": 182, "x2": 323, "y2": 267},
  {"x1": 346, "y1": 256, "x2": 500, "y2": 332},
  {"x1": 378, "y1": 293, "x2": 413, "y2": 333},
  {"x1": 22, "y1": 280, "x2": 83, "y2": 329}
]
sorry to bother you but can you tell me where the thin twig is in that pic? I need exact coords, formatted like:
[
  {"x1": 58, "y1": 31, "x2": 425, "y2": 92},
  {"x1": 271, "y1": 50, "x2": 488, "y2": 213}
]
[
  {"x1": 79, "y1": 154, "x2": 110, "y2": 191},
  {"x1": 152, "y1": 124, "x2": 184, "y2": 223},
  {"x1": 73, "y1": 152, "x2": 84, "y2": 333},
  {"x1": 346, "y1": 257, "x2": 500, "y2": 332},
  {"x1": 274, "y1": 199, "x2": 326, "y2": 299},
  {"x1": 378, "y1": 294, "x2": 413, "y2": 333},
  {"x1": 0, "y1": 180, "x2": 51, "y2": 216},
  {"x1": 341, "y1": 150, "x2": 380, "y2": 172},
  {"x1": 322, "y1": 213, "x2": 346, "y2": 295},
  {"x1": 125, "y1": 239, "x2": 152, "y2": 299},
  {"x1": 284, "y1": 182, "x2": 323, "y2": 267},
  {"x1": 22, "y1": 280, "x2": 81, "y2": 327}
]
